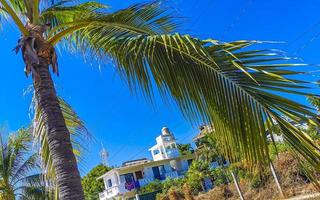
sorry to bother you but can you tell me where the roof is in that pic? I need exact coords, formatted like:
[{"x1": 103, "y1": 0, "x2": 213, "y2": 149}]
[
  {"x1": 192, "y1": 125, "x2": 214, "y2": 141},
  {"x1": 122, "y1": 158, "x2": 149, "y2": 167}
]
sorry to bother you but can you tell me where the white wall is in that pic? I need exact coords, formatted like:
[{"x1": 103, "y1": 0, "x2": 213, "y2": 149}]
[
  {"x1": 143, "y1": 167, "x2": 154, "y2": 178},
  {"x1": 103, "y1": 171, "x2": 119, "y2": 189},
  {"x1": 164, "y1": 164, "x2": 172, "y2": 173}
]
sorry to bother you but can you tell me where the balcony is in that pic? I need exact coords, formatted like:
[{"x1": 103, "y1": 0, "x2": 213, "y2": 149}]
[
  {"x1": 99, "y1": 182, "x2": 139, "y2": 200},
  {"x1": 165, "y1": 149, "x2": 179, "y2": 159},
  {"x1": 99, "y1": 185, "x2": 120, "y2": 200},
  {"x1": 137, "y1": 171, "x2": 180, "y2": 187},
  {"x1": 138, "y1": 177, "x2": 155, "y2": 187},
  {"x1": 165, "y1": 171, "x2": 179, "y2": 179}
]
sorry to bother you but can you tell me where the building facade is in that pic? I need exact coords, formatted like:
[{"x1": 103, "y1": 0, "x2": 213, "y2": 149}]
[{"x1": 98, "y1": 127, "x2": 195, "y2": 200}]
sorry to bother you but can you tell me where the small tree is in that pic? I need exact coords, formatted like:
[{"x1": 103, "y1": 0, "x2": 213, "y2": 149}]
[
  {"x1": 187, "y1": 161, "x2": 213, "y2": 193},
  {"x1": 81, "y1": 164, "x2": 111, "y2": 200},
  {"x1": 0, "y1": 129, "x2": 48, "y2": 199},
  {"x1": 177, "y1": 144, "x2": 193, "y2": 155}
]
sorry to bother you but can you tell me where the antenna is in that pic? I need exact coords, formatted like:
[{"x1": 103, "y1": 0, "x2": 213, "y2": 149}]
[{"x1": 100, "y1": 142, "x2": 109, "y2": 167}]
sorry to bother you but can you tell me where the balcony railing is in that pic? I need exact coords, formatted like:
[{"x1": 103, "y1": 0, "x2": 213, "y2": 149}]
[
  {"x1": 138, "y1": 177, "x2": 155, "y2": 187},
  {"x1": 165, "y1": 171, "x2": 179, "y2": 179},
  {"x1": 98, "y1": 185, "x2": 120, "y2": 200}
]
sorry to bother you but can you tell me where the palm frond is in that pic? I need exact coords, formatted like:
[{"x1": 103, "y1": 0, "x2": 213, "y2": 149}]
[
  {"x1": 0, "y1": 0, "x2": 28, "y2": 34},
  {"x1": 43, "y1": 0, "x2": 320, "y2": 178},
  {"x1": 0, "y1": 6, "x2": 9, "y2": 28},
  {"x1": 46, "y1": 2, "x2": 177, "y2": 44},
  {"x1": 32, "y1": 95, "x2": 89, "y2": 181},
  {"x1": 0, "y1": 130, "x2": 45, "y2": 199},
  {"x1": 61, "y1": 21, "x2": 320, "y2": 176},
  {"x1": 11, "y1": 153, "x2": 38, "y2": 185},
  {"x1": 41, "y1": 1, "x2": 107, "y2": 29}
]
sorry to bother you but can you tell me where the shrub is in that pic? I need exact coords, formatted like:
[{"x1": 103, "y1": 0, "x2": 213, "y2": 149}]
[
  {"x1": 163, "y1": 178, "x2": 186, "y2": 194},
  {"x1": 138, "y1": 180, "x2": 163, "y2": 195},
  {"x1": 250, "y1": 174, "x2": 263, "y2": 188},
  {"x1": 212, "y1": 168, "x2": 229, "y2": 186},
  {"x1": 187, "y1": 160, "x2": 213, "y2": 194}
]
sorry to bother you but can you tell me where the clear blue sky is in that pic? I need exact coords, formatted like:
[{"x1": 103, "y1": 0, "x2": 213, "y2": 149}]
[{"x1": 1, "y1": 0, "x2": 320, "y2": 175}]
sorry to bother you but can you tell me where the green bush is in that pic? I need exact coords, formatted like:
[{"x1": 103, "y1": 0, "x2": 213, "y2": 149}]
[
  {"x1": 163, "y1": 178, "x2": 186, "y2": 194},
  {"x1": 212, "y1": 168, "x2": 229, "y2": 186},
  {"x1": 250, "y1": 174, "x2": 263, "y2": 188},
  {"x1": 268, "y1": 142, "x2": 289, "y2": 160},
  {"x1": 138, "y1": 179, "x2": 163, "y2": 195},
  {"x1": 81, "y1": 164, "x2": 111, "y2": 200},
  {"x1": 186, "y1": 160, "x2": 214, "y2": 194}
]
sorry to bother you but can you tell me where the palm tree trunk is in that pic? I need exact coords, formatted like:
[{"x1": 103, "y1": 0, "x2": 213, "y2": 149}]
[{"x1": 33, "y1": 63, "x2": 84, "y2": 200}]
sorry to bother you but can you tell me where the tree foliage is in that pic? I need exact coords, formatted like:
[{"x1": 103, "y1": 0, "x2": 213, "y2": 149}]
[
  {"x1": 177, "y1": 143, "x2": 193, "y2": 156},
  {"x1": 0, "y1": 129, "x2": 48, "y2": 200},
  {"x1": 187, "y1": 161, "x2": 213, "y2": 193},
  {"x1": 81, "y1": 164, "x2": 111, "y2": 200},
  {"x1": 1, "y1": 0, "x2": 320, "y2": 193}
]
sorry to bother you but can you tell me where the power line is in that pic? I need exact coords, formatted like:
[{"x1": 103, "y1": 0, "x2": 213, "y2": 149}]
[
  {"x1": 221, "y1": 0, "x2": 254, "y2": 40},
  {"x1": 292, "y1": 31, "x2": 320, "y2": 56},
  {"x1": 287, "y1": 19, "x2": 320, "y2": 49},
  {"x1": 122, "y1": 119, "x2": 187, "y2": 163},
  {"x1": 107, "y1": 106, "x2": 165, "y2": 163}
]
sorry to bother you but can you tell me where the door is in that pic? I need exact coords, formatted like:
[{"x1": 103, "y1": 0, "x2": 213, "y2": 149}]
[
  {"x1": 135, "y1": 171, "x2": 143, "y2": 180},
  {"x1": 152, "y1": 166, "x2": 161, "y2": 180}
]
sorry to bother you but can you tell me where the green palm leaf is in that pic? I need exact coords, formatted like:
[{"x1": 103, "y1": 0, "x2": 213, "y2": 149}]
[
  {"x1": 46, "y1": 3, "x2": 320, "y2": 178},
  {"x1": 31, "y1": 95, "x2": 89, "y2": 182},
  {"x1": 0, "y1": 129, "x2": 47, "y2": 199},
  {"x1": 1, "y1": 0, "x2": 319, "y2": 194}
]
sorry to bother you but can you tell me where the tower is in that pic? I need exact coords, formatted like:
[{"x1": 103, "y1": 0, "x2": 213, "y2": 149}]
[
  {"x1": 100, "y1": 143, "x2": 109, "y2": 167},
  {"x1": 149, "y1": 127, "x2": 180, "y2": 161}
]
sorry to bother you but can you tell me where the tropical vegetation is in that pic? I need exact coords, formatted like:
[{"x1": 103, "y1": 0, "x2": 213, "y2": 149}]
[
  {"x1": 0, "y1": 129, "x2": 47, "y2": 200},
  {"x1": 81, "y1": 164, "x2": 111, "y2": 200},
  {"x1": 0, "y1": 0, "x2": 320, "y2": 198},
  {"x1": 177, "y1": 143, "x2": 194, "y2": 155}
]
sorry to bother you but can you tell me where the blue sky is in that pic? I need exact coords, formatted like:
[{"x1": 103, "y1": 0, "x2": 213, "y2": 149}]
[{"x1": 1, "y1": 0, "x2": 320, "y2": 175}]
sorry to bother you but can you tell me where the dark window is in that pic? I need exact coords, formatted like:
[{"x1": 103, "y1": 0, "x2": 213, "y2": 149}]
[
  {"x1": 135, "y1": 171, "x2": 143, "y2": 180},
  {"x1": 187, "y1": 159, "x2": 193, "y2": 166},
  {"x1": 107, "y1": 179, "x2": 112, "y2": 187},
  {"x1": 153, "y1": 149, "x2": 160, "y2": 155},
  {"x1": 152, "y1": 166, "x2": 161, "y2": 180},
  {"x1": 124, "y1": 173, "x2": 135, "y2": 183}
]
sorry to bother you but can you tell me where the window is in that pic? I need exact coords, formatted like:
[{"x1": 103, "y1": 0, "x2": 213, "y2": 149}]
[
  {"x1": 107, "y1": 179, "x2": 112, "y2": 187},
  {"x1": 159, "y1": 165, "x2": 166, "y2": 174},
  {"x1": 135, "y1": 171, "x2": 143, "y2": 180},
  {"x1": 153, "y1": 149, "x2": 160, "y2": 155},
  {"x1": 187, "y1": 159, "x2": 193, "y2": 166}
]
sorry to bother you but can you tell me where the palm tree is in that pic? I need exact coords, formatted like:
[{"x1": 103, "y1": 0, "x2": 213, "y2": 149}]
[
  {"x1": 0, "y1": 129, "x2": 46, "y2": 200},
  {"x1": 0, "y1": 0, "x2": 319, "y2": 199}
]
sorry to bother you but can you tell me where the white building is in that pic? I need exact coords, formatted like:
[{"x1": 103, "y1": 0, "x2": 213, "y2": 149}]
[
  {"x1": 98, "y1": 127, "x2": 195, "y2": 200},
  {"x1": 149, "y1": 127, "x2": 180, "y2": 161}
]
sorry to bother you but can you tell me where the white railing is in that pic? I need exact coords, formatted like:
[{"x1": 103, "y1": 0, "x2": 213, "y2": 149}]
[
  {"x1": 165, "y1": 171, "x2": 179, "y2": 179},
  {"x1": 98, "y1": 185, "x2": 120, "y2": 200},
  {"x1": 166, "y1": 149, "x2": 179, "y2": 158},
  {"x1": 138, "y1": 177, "x2": 155, "y2": 187}
]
